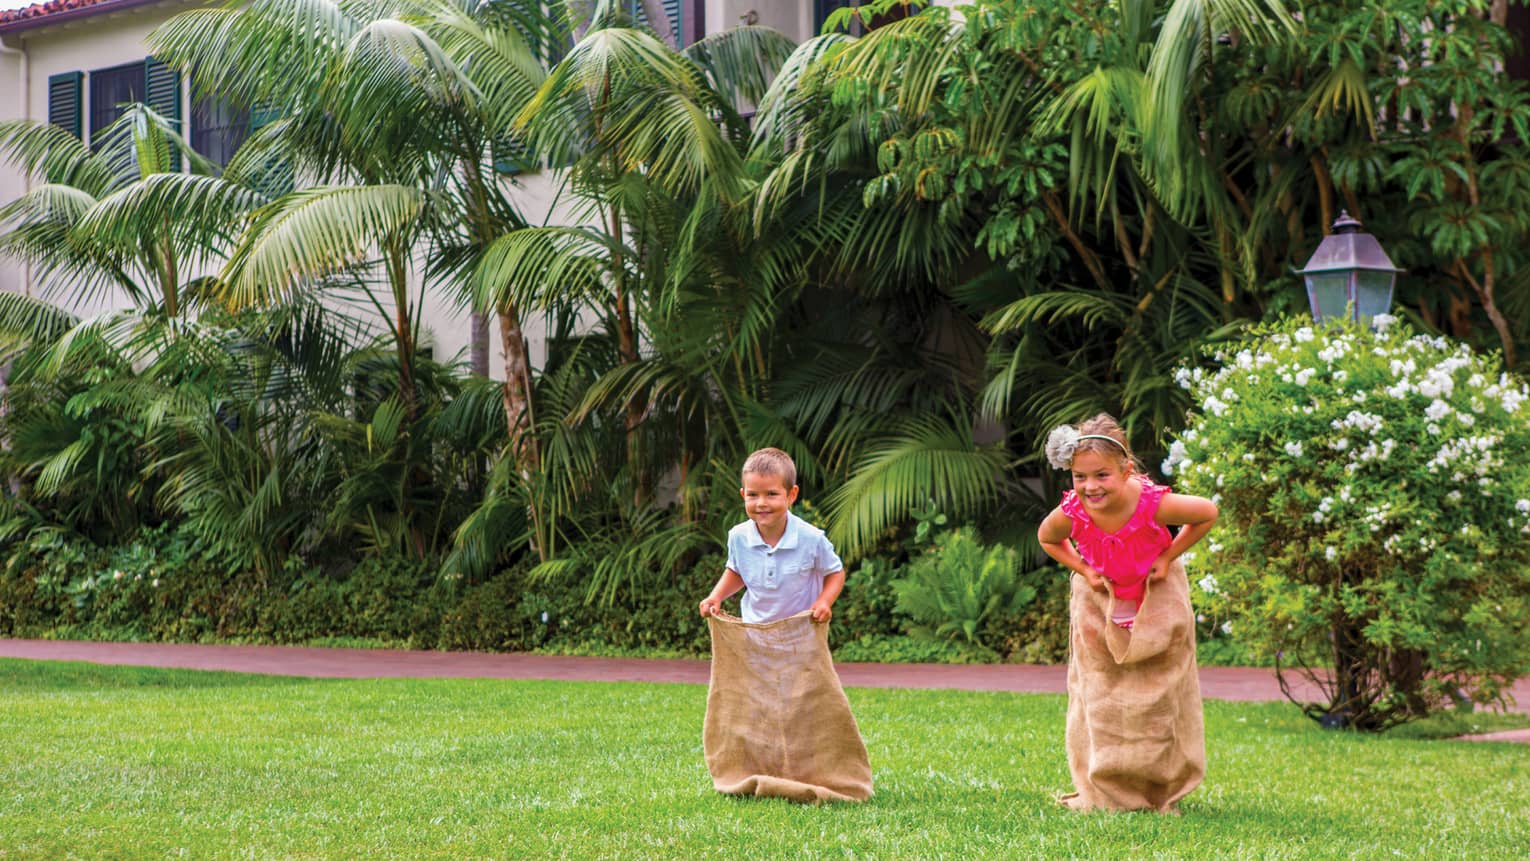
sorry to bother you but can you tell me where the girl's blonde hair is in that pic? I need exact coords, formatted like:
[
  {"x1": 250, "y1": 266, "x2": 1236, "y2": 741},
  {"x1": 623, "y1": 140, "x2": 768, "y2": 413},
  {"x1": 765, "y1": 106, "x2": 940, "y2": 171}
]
[
  {"x1": 1075, "y1": 413, "x2": 1134, "y2": 466},
  {"x1": 1044, "y1": 413, "x2": 1141, "y2": 472},
  {"x1": 742, "y1": 447, "x2": 797, "y2": 488}
]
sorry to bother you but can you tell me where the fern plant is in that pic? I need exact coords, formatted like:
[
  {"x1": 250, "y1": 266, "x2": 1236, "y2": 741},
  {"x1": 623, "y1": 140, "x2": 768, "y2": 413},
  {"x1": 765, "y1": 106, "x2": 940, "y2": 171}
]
[{"x1": 891, "y1": 527, "x2": 1036, "y2": 650}]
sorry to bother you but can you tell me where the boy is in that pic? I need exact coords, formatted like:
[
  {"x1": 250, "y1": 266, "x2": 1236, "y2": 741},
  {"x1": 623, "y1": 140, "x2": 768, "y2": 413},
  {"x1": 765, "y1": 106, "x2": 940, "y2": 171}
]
[{"x1": 698, "y1": 447, "x2": 845, "y2": 623}]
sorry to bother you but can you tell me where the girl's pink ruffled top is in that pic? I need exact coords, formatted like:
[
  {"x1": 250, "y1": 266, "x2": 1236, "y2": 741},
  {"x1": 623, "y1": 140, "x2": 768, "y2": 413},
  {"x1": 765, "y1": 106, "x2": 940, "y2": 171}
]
[{"x1": 1061, "y1": 478, "x2": 1172, "y2": 602}]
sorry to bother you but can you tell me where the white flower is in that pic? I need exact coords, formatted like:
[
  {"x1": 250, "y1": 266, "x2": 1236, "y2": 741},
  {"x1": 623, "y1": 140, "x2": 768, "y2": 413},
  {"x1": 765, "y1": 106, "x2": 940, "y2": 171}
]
[
  {"x1": 1372, "y1": 313, "x2": 1396, "y2": 332},
  {"x1": 1424, "y1": 399, "x2": 1452, "y2": 421},
  {"x1": 1203, "y1": 395, "x2": 1229, "y2": 416},
  {"x1": 151, "y1": 578, "x2": 160, "y2": 588},
  {"x1": 1284, "y1": 441, "x2": 1304, "y2": 457},
  {"x1": 1294, "y1": 368, "x2": 1316, "y2": 387},
  {"x1": 1162, "y1": 439, "x2": 1189, "y2": 475},
  {"x1": 113, "y1": 570, "x2": 123, "y2": 581},
  {"x1": 1294, "y1": 327, "x2": 1315, "y2": 343},
  {"x1": 1427, "y1": 423, "x2": 1441, "y2": 435},
  {"x1": 1517, "y1": 499, "x2": 1530, "y2": 513},
  {"x1": 1324, "y1": 546, "x2": 1338, "y2": 562},
  {"x1": 1331, "y1": 438, "x2": 1350, "y2": 451},
  {"x1": 1198, "y1": 574, "x2": 1219, "y2": 595},
  {"x1": 1221, "y1": 620, "x2": 1235, "y2": 635},
  {"x1": 1333, "y1": 370, "x2": 1349, "y2": 384}
]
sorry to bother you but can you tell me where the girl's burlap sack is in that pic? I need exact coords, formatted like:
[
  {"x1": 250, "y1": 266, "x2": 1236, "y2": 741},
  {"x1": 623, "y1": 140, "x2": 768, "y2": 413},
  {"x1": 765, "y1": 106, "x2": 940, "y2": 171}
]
[
  {"x1": 703, "y1": 611, "x2": 873, "y2": 803},
  {"x1": 1061, "y1": 558, "x2": 1205, "y2": 813}
]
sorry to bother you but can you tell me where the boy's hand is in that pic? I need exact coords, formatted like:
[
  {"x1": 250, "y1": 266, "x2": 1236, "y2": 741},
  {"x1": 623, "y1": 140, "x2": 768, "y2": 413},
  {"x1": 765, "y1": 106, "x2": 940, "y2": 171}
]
[
  {"x1": 809, "y1": 600, "x2": 833, "y2": 623},
  {"x1": 699, "y1": 597, "x2": 721, "y2": 617}
]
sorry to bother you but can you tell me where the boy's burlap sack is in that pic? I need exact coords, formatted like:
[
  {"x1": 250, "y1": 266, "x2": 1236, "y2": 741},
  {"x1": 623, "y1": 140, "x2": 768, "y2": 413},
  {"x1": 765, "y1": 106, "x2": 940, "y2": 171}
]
[
  {"x1": 1062, "y1": 559, "x2": 1205, "y2": 813},
  {"x1": 703, "y1": 611, "x2": 873, "y2": 803}
]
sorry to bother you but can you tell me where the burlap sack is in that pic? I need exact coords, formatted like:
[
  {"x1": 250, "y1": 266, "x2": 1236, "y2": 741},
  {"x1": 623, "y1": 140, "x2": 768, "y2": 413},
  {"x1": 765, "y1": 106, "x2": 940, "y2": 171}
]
[
  {"x1": 1061, "y1": 558, "x2": 1205, "y2": 813},
  {"x1": 703, "y1": 611, "x2": 873, "y2": 803}
]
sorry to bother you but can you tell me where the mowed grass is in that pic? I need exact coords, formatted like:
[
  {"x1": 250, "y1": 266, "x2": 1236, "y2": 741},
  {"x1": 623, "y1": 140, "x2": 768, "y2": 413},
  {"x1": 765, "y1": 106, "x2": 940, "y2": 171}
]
[{"x1": 1, "y1": 659, "x2": 1526, "y2": 860}]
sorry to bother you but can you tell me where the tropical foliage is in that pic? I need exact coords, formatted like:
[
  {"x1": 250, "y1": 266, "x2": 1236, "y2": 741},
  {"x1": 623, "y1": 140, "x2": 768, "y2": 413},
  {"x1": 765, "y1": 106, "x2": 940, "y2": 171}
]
[{"x1": 3, "y1": 0, "x2": 1530, "y2": 693}]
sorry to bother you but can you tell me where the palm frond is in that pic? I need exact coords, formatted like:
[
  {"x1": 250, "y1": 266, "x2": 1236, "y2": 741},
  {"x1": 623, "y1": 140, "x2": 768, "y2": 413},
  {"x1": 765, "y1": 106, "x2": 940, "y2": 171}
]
[
  {"x1": 824, "y1": 414, "x2": 1010, "y2": 559},
  {"x1": 221, "y1": 184, "x2": 425, "y2": 308}
]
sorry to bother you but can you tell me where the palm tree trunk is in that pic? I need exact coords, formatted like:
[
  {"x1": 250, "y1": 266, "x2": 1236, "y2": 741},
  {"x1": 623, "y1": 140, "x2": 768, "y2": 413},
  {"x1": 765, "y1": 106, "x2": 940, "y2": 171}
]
[
  {"x1": 608, "y1": 198, "x2": 649, "y2": 506},
  {"x1": 470, "y1": 311, "x2": 490, "y2": 376},
  {"x1": 498, "y1": 307, "x2": 539, "y2": 471}
]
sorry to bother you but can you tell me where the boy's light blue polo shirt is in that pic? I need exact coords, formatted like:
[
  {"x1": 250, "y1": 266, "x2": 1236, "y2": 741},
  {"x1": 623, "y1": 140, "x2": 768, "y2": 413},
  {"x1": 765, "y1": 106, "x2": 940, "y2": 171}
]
[{"x1": 726, "y1": 511, "x2": 844, "y2": 623}]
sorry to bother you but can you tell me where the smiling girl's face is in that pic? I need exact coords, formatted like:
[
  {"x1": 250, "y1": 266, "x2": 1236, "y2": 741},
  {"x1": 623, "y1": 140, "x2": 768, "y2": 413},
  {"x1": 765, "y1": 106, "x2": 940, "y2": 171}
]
[{"x1": 1070, "y1": 448, "x2": 1133, "y2": 514}]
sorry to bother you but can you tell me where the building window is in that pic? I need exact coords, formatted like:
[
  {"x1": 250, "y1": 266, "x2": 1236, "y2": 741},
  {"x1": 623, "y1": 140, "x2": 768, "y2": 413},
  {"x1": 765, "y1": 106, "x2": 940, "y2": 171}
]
[
  {"x1": 191, "y1": 95, "x2": 250, "y2": 169},
  {"x1": 89, "y1": 61, "x2": 147, "y2": 145}
]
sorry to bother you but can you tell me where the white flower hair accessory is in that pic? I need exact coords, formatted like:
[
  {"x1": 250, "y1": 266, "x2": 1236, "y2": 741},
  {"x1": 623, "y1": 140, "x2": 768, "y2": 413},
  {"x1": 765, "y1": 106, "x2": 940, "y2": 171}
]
[
  {"x1": 1045, "y1": 425, "x2": 1082, "y2": 469},
  {"x1": 1045, "y1": 425, "x2": 1129, "y2": 469}
]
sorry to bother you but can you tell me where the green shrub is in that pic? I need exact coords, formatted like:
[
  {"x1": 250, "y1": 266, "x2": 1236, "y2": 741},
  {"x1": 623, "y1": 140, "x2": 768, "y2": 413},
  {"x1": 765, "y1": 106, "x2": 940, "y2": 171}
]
[
  {"x1": 1166, "y1": 315, "x2": 1530, "y2": 729},
  {"x1": 829, "y1": 556, "x2": 905, "y2": 647},
  {"x1": 0, "y1": 529, "x2": 98, "y2": 635},
  {"x1": 996, "y1": 567, "x2": 1071, "y2": 664},
  {"x1": 891, "y1": 527, "x2": 1037, "y2": 652},
  {"x1": 833, "y1": 634, "x2": 998, "y2": 664}
]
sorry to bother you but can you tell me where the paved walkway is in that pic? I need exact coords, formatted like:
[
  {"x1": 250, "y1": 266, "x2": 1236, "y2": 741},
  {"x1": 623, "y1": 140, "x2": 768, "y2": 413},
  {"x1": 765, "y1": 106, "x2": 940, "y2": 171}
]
[{"x1": 2, "y1": 639, "x2": 1526, "y2": 742}]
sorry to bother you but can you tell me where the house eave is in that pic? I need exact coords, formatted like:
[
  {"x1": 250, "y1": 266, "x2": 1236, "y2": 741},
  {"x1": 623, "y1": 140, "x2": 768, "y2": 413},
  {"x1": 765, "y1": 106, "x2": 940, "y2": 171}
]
[{"x1": 0, "y1": 0, "x2": 168, "y2": 36}]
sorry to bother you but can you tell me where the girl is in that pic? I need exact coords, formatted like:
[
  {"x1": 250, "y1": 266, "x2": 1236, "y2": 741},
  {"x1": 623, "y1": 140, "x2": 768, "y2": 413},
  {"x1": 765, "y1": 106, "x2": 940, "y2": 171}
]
[{"x1": 1036, "y1": 413, "x2": 1218, "y2": 814}]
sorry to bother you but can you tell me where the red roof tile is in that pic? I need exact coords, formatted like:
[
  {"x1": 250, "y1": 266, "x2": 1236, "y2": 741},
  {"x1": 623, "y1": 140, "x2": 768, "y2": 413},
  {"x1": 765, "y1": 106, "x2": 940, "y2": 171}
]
[{"x1": 0, "y1": 0, "x2": 163, "y2": 31}]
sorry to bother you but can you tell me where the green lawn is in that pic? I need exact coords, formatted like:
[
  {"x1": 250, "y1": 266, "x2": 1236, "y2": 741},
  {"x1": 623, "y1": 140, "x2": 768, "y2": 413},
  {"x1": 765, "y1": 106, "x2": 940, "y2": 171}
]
[{"x1": 1, "y1": 659, "x2": 1526, "y2": 859}]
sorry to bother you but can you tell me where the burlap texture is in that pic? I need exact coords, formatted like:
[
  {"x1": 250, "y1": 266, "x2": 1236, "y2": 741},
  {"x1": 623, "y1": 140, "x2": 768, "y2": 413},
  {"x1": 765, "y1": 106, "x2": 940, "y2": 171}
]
[
  {"x1": 1061, "y1": 558, "x2": 1205, "y2": 813},
  {"x1": 703, "y1": 611, "x2": 873, "y2": 803}
]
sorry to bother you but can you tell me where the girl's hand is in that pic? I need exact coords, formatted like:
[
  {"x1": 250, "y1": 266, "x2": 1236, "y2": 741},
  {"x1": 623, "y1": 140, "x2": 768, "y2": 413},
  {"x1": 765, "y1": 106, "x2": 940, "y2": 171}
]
[
  {"x1": 1148, "y1": 555, "x2": 1171, "y2": 582},
  {"x1": 1079, "y1": 566, "x2": 1109, "y2": 594}
]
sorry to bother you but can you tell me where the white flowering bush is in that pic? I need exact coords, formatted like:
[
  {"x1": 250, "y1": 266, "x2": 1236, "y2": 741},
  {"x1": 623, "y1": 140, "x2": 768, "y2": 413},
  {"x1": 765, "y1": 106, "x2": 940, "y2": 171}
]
[{"x1": 1165, "y1": 315, "x2": 1530, "y2": 730}]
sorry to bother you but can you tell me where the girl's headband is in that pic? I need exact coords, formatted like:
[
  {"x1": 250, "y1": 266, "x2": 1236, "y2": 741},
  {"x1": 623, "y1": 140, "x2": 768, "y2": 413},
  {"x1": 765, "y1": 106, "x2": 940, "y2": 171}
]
[{"x1": 1044, "y1": 426, "x2": 1128, "y2": 470}]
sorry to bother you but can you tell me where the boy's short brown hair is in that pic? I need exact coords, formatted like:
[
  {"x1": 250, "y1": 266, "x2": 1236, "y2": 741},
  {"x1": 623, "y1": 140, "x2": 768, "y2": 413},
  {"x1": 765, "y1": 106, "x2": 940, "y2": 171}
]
[{"x1": 742, "y1": 447, "x2": 797, "y2": 489}]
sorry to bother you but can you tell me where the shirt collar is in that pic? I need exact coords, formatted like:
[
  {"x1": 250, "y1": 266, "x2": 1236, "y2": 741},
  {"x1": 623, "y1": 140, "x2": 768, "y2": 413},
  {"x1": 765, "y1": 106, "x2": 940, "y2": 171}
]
[{"x1": 747, "y1": 511, "x2": 801, "y2": 550}]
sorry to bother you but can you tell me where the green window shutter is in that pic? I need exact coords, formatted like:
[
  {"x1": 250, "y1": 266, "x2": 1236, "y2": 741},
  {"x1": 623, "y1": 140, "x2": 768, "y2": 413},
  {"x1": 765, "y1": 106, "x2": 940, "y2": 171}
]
[
  {"x1": 629, "y1": 0, "x2": 682, "y2": 45},
  {"x1": 145, "y1": 57, "x2": 182, "y2": 170},
  {"x1": 248, "y1": 103, "x2": 281, "y2": 133},
  {"x1": 144, "y1": 57, "x2": 181, "y2": 124},
  {"x1": 244, "y1": 102, "x2": 293, "y2": 197},
  {"x1": 48, "y1": 72, "x2": 84, "y2": 138},
  {"x1": 493, "y1": 136, "x2": 537, "y2": 175}
]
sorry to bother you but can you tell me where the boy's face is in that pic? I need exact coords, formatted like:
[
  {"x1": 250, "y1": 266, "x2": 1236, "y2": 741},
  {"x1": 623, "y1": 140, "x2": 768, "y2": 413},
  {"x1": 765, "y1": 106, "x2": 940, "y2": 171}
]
[{"x1": 740, "y1": 471, "x2": 798, "y2": 536}]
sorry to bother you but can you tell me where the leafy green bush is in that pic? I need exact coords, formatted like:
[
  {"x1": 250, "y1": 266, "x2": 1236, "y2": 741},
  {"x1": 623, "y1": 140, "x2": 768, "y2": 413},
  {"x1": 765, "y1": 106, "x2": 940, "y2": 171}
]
[
  {"x1": 833, "y1": 634, "x2": 998, "y2": 664},
  {"x1": 891, "y1": 528, "x2": 1038, "y2": 652},
  {"x1": 1165, "y1": 315, "x2": 1530, "y2": 729},
  {"x1": 995, "y1": 567, "x2": 1072, "y2": 664},
  {"x1": 828, "y1": 557, "x2": 905, "y2": 647}
]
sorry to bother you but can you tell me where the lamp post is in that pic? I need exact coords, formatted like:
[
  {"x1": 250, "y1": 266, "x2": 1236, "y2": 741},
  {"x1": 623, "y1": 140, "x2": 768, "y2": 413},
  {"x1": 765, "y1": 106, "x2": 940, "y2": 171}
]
[{"x1": 1295, "y1": 211, "x2": 1403, "y2": 329}]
